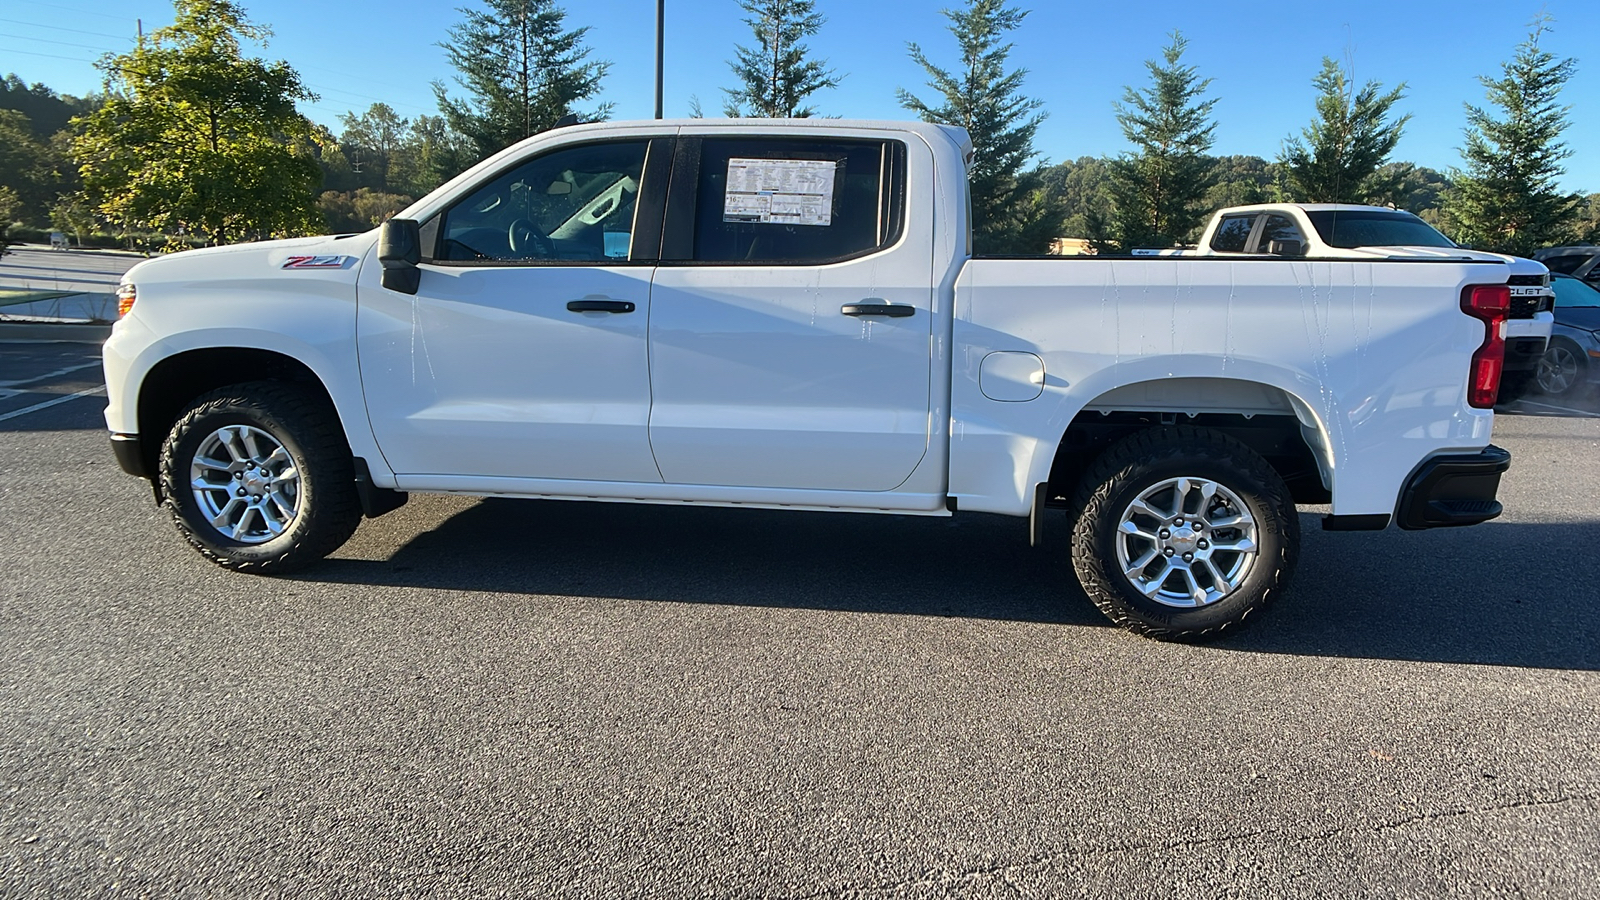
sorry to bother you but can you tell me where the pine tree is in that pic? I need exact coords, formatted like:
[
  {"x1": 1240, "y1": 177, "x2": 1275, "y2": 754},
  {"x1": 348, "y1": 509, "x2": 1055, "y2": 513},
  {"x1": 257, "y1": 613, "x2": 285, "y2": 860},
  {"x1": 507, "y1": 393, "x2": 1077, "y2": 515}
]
[
  {"x1": 723, "y1": 0, "x2": 840, "y2": 118},
  {"x1": 1101, "y1": 32, "x2": 1217, "y2": 251},
  {"x1": 433, "y1": 0, "x2": 611, "y2": 161},
  {"x1": 898, "y1": 0, "x2": 1061, "y2": 254},
  {"x1": 1447, "y1": 16, "x2": 1581, "y2": 257},
  {"x1": 1279, "y1": 57, "x2": 1409, "y2": 203}
]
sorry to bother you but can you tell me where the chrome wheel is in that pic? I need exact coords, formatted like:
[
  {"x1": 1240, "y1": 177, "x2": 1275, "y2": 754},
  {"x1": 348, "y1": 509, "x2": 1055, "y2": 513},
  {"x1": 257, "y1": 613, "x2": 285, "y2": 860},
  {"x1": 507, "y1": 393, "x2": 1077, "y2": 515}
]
[
  {"x1": 1114, "y1": 477, "x2": 1259, "y2": 608},
  {"x1": 1536, "y1": 345, "x2": 1580, "y2": 395},
  {"x1": 189, "y1": 425, "x2": 301, "y2": 544}
]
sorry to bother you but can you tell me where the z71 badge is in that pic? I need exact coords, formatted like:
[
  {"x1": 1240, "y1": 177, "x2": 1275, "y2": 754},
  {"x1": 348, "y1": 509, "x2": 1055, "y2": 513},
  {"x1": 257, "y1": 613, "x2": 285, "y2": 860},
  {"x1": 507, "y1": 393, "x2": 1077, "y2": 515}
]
[{"x1": 281, "y1": 255, "x2": 353, "y2": 269}]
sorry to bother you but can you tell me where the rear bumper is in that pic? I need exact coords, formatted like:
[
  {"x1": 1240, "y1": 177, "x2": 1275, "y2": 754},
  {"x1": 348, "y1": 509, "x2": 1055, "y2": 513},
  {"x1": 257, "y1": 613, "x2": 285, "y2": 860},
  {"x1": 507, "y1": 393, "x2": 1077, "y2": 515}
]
[{"x1": 1395, "y1": 445, "x2": 1510, "y2": 530}]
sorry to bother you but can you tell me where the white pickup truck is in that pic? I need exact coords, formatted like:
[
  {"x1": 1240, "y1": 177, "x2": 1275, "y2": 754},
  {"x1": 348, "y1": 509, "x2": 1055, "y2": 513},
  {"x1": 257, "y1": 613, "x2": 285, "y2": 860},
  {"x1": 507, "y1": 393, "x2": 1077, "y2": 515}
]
[
  {"x1": 103, "y1": 119, "x2": 1515, "y2": 641},
  {"x1": 1192, "y1": 203, "x2": 1555, "y2": 384}
]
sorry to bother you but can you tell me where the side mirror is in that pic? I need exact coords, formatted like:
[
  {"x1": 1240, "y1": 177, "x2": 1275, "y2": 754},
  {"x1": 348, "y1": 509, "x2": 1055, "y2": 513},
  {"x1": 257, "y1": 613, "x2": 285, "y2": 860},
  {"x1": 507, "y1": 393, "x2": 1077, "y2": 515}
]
[
  {"x1": 378, "y1": 218, "x2": 421, "y2": 294},
  {"x1": 1268, "y1": 239, "x2": 1304, "y2": 258}
]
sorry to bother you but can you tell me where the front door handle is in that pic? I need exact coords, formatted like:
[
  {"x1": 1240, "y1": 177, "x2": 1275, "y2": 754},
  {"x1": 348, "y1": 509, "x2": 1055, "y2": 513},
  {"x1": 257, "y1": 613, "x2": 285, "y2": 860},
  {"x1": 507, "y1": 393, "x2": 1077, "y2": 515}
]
[
  {"x1": 841, "y1": 303, "x2": 914, "y2": 318},
  {"x1": 567, "y1": 299, "x2": 636, "y2": 314}
]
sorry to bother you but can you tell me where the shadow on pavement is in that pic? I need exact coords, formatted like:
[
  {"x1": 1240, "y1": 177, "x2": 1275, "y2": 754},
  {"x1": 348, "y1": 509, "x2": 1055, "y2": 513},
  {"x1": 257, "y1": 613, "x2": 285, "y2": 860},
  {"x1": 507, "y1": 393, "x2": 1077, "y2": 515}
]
[{"x1": 299, "y1": 498, "x2": 1599, "y2": 672}]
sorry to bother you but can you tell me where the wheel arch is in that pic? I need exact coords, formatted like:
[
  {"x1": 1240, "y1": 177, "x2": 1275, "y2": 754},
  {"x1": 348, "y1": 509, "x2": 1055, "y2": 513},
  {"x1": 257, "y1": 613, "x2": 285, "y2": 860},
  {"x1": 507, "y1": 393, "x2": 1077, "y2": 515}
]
[
  {"x1": 135, "y1": 347, "x2": 348, "y2": 496},
  {"x1": 1041, "y1": 376, "x2": 1335, "y2": 509}
]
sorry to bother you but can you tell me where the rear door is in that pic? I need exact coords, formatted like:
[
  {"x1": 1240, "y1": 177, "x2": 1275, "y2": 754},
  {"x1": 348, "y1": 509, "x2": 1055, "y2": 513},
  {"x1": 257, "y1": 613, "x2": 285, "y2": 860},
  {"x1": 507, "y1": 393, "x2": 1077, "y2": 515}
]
[{"x1": 646, "y1": 132, "x2": 935, "y2": 491}]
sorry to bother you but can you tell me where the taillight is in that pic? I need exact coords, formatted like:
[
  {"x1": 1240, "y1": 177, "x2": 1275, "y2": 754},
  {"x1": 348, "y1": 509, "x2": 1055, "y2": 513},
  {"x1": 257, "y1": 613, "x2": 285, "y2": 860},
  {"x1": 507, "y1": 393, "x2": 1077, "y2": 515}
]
[
  {"x1": 1461, "y1": 284, "x2": 1510, "y2": 408},
  {"x1": 116, "y1": 283, "x2": 136, "y2": 317}
]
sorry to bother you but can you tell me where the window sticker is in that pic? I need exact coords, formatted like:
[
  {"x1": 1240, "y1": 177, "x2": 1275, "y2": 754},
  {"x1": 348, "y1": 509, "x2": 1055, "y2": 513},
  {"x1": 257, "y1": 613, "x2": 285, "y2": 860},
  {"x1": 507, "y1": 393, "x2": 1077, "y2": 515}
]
[{"x1": 723, "y1": 158, "x2": 838, "y2": 226}]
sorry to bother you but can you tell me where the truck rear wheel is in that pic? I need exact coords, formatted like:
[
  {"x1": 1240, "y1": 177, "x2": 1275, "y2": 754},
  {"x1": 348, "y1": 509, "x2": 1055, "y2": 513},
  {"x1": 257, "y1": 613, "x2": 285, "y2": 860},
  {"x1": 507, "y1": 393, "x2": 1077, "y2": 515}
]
[
  {"x1": 158, "y1": 381, "x2": 362, "y2": 573},
  {"x1": 1069, "y1": 426, "x2": 1299, "y2": 641}
]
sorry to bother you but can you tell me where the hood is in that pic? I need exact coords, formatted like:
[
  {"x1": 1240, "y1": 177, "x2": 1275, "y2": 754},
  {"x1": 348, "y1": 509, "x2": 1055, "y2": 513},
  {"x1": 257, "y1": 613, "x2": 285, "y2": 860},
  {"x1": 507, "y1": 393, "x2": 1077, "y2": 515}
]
[
  {"x1": 1556, "y1": 306, "x2": 1600, "y2": 333},
  {"x1": 121, "y1": 232, "x2": 379, "y2": 286}
]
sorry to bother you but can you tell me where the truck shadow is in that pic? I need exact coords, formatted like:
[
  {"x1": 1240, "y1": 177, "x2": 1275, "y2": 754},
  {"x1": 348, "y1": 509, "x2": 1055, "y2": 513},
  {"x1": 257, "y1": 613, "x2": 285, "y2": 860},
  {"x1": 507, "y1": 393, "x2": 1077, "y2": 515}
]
[{"x1": 301, "y1": 498, "x2": 1598, "y2": 672}]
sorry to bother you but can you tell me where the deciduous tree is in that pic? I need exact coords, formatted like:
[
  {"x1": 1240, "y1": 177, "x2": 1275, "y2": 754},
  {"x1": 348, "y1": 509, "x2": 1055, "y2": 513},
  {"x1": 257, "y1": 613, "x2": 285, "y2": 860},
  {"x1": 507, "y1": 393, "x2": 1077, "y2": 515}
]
[
  {"x1": 71, "y1": 0, "x2": 323, "y2": 246},
  {"x1": 723, "y1": 0, "x2": 840, "y2": 118},
  {"x1": 1446, "y1": 16, "x2": 1581, "y2": 256},
  {"x1": 898, "y1": 0, "x2": 1061, "y2": 254}
]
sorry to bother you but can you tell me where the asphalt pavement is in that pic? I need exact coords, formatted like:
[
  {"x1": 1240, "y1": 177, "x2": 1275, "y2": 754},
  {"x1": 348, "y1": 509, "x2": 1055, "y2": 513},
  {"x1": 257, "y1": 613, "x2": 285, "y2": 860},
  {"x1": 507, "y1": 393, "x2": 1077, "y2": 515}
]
[{"x1": 1, "y1": 340, "x2": 1596, "y2": 898}]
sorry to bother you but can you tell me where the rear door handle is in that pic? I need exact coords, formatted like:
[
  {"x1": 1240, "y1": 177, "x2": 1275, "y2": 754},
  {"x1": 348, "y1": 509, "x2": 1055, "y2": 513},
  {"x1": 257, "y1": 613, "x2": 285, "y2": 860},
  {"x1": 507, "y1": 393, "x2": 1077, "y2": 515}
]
[
  {"x1": 841, "y1": 303, "x2": 914, "y2": 318},
  {"x1": 567, "y1": 299, "x2": 636, "y2": 314}
]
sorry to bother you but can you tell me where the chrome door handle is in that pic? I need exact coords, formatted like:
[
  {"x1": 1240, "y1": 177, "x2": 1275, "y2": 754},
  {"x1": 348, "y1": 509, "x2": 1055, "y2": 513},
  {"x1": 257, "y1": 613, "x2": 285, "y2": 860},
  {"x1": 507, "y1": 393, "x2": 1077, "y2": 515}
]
[
  {"x1": 567, "y1": 299, "x2": 636, "y2": 313},
  {"x1": 841, "y1": 303, "x2": 914, "y2": 318}
]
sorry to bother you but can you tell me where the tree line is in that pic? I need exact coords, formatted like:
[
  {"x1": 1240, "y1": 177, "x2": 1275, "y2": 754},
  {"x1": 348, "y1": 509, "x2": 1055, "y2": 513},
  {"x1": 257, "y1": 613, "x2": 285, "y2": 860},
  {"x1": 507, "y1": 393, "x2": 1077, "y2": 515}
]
[{"x1": 2, "y1": 0, "x2": 1597, "y2": 258}]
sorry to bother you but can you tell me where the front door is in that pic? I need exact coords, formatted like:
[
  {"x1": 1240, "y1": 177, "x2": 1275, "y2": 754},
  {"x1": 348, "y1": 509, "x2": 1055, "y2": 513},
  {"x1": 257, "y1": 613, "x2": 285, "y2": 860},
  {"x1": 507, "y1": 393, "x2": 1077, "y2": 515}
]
[
  {"x1": 646, "y1": 134, "x2": 935, "y2": 492},
  {"x1": 358, "y1": 137, "x2": 668, "y2": 483}
]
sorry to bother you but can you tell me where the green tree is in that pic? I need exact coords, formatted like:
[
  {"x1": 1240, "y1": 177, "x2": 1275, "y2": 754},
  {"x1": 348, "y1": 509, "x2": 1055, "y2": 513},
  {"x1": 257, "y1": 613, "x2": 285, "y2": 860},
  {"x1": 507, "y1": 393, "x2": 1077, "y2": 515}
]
[
  {"x1": 72, "y1": 0, "x2": 323, "y2": 247},
  {"x1": 0, "y1": 74, "x2": 99, "y2": 140},
  {"x1": 898, "y1": 0, "x2": 1061, "y2": 254},
  {"x1": 49, "y1": 191, "x2": 99, "y2": 246},
  {"x1": 1578, "y1": 193, "x2": 1600, "y2": 244},
  {"x1": 317, "y1": 187, "x2": 413, "y2": 233},
  {"x1": 1446, "y1": 16, "x2": 1581, "y2": 256},
  {"x1": 1100, "y1": 31, "x2": 1217, "y2": 251},
  {"x1": 723, "y1": 0, "x2": 840, "y2": 117},
  {"x1": 0, "y1": 110, "x2": 53, "y2": 221},
  {"x1": 393, "y1": 114, "x2": 473, "y2": 196},
  {"x1": 1206, "y1": 155, "x2": 1279, "y2": 210},
  {"x1": 337, "y1": 102, "x2": 409, "y2": 192},
  {"x1": 0, "y1": 184, "x2": 19, "y2": 254},
  {"x1": 1279, "y1": 57, "x2": 1409, "y2": 203},
  {"x1": 434, "y1": 0, "x2": 611, "y2": 161}
]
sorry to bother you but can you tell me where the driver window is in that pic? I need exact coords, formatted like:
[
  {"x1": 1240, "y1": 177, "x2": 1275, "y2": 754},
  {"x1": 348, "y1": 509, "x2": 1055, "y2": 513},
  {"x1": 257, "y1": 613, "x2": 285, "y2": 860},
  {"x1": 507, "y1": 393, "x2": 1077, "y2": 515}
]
[{"x1": 437, "y1": 140, "x2": 649, "y2": 263}]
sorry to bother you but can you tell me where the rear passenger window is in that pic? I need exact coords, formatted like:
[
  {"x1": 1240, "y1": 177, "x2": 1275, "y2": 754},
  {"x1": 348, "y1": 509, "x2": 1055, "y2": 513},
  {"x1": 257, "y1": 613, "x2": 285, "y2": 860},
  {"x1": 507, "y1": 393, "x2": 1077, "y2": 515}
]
[
  {"x1": 692, "y1": 138, "x2": 903, "y2": 264},
  {"x1": 1210, "y1": 215, "x2": 1255, "y2": 253},
  {"x1": 1543, "y1": 255, "x2": 1586, "y2": 275},
  {"x1": 1257, "y1": 215, "x2": 1306, "y2": 255}
]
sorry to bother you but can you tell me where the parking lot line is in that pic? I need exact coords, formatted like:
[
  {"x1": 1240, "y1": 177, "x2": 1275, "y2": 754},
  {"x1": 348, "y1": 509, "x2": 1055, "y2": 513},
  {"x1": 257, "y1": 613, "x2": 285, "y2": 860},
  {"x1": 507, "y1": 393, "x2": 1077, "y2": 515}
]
[
  {"x1": 0, "y1": 385, "x2": 105, "y2": 422},
  {"x1": 0, "y1": 360, "x2": 103, "y2": 389}
]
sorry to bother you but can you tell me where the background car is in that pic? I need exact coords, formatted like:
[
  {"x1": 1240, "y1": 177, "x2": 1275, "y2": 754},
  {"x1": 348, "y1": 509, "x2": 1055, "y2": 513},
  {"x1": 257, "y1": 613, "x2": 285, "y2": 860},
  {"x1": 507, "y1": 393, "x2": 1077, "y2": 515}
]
[
  {"x1": 1533, "y1": 246, "x2": 1600, "y2": 288},
  {"x1": 1535, "y1": 274, "x2": 1600, "y2": 399}
]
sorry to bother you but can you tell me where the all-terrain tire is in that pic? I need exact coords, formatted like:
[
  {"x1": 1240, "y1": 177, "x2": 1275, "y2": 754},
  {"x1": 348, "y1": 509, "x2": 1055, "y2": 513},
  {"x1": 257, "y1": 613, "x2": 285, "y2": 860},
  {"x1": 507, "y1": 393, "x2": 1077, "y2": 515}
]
[
  {"x1": 1068, "y1": 426, "x2": 1299, "y2": 641},
  {"x1": 158, "y1": 381, "x2": 361, "y2": 573}
]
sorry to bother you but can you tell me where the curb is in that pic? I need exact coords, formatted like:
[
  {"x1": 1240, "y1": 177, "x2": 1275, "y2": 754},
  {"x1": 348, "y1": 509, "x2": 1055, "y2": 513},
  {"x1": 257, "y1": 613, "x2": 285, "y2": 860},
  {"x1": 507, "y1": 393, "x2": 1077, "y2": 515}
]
[{"x1": 0, "y1": 322, "x2": 113, "y2": 343}]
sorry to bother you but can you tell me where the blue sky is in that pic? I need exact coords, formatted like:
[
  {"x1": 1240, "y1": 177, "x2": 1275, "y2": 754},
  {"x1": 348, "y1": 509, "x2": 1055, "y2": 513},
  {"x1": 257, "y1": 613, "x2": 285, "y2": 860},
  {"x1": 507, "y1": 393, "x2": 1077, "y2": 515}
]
[{"x1": 3, "y1": 0, "x2": 1597, "y2": 193}]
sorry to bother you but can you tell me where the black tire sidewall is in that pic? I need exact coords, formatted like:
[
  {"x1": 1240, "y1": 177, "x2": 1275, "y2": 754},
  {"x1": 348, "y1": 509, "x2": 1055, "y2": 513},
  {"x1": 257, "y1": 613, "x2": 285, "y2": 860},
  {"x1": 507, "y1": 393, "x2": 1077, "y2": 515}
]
[
  {"x1": 1075, "y1": 435, "x2": 1298, "y2": 640},
  {"x1": 160, "y1": 391, "x2": 332, "y2": 569}
]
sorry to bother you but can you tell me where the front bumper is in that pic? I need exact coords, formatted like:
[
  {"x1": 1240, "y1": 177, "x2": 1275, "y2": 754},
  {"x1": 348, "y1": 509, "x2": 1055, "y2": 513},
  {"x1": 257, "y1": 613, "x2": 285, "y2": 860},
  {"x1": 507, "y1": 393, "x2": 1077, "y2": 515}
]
[
  {"x1": 1395, "y1": 445, "x2": 1511, "y2": 530},
  {"x1": 111, "y1": 433, "x2": 148, "y2": 478},
  {"x1": 1504, "y1": 337, "x2": 1549, "y2": 372}
]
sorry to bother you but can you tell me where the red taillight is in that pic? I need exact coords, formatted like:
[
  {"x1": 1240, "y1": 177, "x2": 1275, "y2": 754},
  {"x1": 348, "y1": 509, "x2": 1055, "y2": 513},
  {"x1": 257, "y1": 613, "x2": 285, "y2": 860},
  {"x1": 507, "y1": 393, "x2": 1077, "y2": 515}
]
[
  {"x1": 116, "y1": 283, "x2": 136, "y2": 317},
  {"x1": 1461, "y1": 284, "x2": 1509, "y2": 409}
]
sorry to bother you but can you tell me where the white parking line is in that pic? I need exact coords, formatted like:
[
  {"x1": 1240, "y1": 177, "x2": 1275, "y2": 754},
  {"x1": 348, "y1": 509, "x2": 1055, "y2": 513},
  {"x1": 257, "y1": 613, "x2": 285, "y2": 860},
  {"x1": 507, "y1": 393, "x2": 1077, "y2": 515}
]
[
  {"x1": 0, "y1": 386, "x2": 106, "y2": 423},
  {"x1": 1513, "y1": 399, "x2": 1600, "y2": 418},
  {"x1": 0, "y1": 361, "x2": 103, "y2": 389}
]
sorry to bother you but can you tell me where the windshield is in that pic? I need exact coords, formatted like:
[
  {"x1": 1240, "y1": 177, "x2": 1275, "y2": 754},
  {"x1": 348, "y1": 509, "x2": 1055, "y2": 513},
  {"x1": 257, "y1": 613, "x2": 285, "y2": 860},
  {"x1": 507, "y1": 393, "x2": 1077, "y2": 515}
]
[
  {"x1": 1303, "y1": 210, "x2": 1457, "y2": 249},
  {"x1": 1553, "y1": 275, "x2": 1600, "y2": 308}
]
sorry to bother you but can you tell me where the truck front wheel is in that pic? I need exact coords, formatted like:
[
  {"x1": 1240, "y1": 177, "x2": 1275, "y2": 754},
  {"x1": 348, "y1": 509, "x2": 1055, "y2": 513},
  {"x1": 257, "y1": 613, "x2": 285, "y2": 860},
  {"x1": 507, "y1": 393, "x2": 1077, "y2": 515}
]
[
  {"x1": 158, "y1": 382, "x2": 362, "y2": 573},
  {"x1": 1069, "y1": 427, "x2": 1299, "y2": 641}
]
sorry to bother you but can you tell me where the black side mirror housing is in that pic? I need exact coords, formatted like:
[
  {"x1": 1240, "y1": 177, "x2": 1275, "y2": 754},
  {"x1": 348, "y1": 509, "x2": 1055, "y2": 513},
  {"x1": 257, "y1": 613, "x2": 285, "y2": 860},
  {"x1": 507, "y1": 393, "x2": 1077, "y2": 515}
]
[
  {"x1": 1268, "y1": 239, "x2": 1304, "y2": 258},
  {"x1": 378, "y1": 218, "x2": 421, "y2": 294}
]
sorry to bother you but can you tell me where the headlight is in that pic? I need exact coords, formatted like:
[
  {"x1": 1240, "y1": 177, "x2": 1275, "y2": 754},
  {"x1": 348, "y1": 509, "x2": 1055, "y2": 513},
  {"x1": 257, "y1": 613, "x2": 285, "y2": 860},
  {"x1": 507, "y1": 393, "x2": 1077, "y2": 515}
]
[{"x1": 116, "y1": 283, "x2": 136, "y2": 317}]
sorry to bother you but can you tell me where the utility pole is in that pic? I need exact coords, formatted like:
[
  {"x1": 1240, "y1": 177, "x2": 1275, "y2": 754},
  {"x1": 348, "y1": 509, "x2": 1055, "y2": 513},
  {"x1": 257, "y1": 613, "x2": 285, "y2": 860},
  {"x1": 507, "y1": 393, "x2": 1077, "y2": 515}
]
[{"x1": 653, "y1": 0, "x2": 664, "y2": 119}]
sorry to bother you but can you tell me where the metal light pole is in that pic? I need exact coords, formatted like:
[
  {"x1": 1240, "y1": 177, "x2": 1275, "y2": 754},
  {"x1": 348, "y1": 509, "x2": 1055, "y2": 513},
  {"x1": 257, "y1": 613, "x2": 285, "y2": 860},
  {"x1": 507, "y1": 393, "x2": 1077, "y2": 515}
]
[{"x1": 654, "y1": 0, "x2": 665, "y2": 119}]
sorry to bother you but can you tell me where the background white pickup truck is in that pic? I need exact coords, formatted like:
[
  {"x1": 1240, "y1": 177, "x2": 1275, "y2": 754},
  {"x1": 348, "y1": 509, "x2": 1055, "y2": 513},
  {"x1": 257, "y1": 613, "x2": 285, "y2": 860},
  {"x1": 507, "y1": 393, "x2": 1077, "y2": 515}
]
[
  {"x1": 103, "y1": 119, "x2": 1516, "y2": 640},
  {"x1": 1192, "y1": 203, "x2": 1555, "y2": 387}
]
